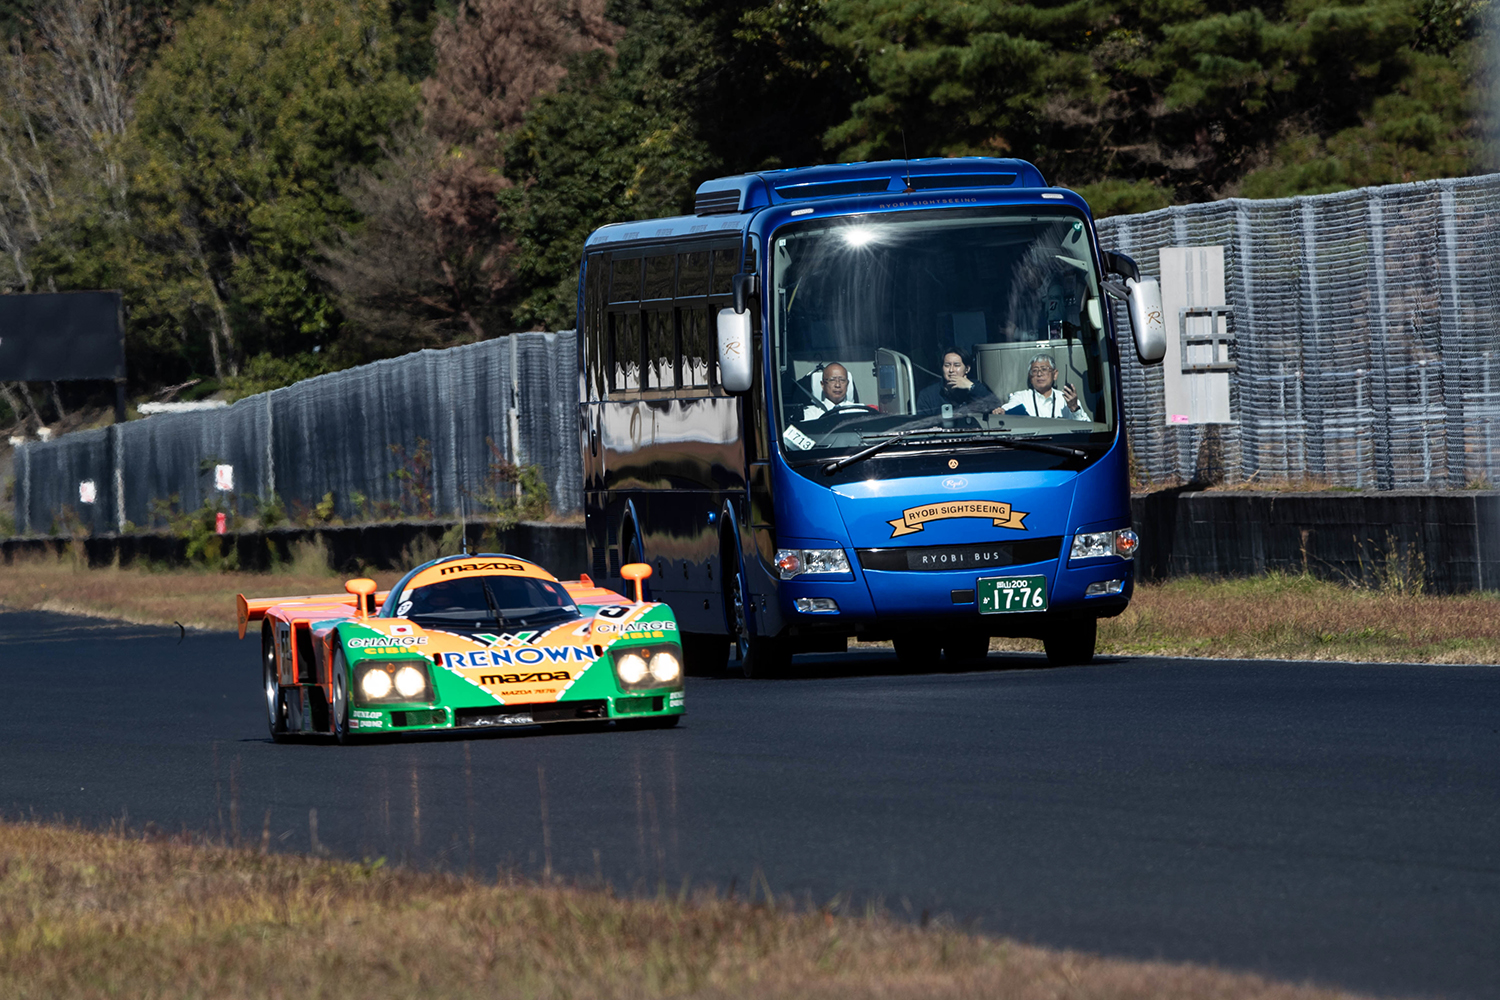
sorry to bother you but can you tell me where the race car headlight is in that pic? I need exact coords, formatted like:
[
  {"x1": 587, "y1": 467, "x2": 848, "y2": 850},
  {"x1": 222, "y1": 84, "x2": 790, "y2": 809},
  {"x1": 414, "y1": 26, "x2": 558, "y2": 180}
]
[
  {"x1": 648, "y1": 650, "x2": 681, "y2": 684},
  {"x1": 774, "y1": 547, "x2": 851, "y2": 580},
  {"x1": 353, "y1": 659, "x2": 433, "y2": 704},
  {"x1": 616, "y1": 652, "x2": 648, "y2": 685},
  {"x1": 361, "y1": 669, "x2": 393, "y2": 700},
  {"x1": 1070, "y1": 528, "x2": 1139, "y2": 561},
  {"x1": 612, "y1": 646, "x2": 682, "y2": 690},
  {"x1": 394, "y1": 665, "x2": 426, "y2": 699}
]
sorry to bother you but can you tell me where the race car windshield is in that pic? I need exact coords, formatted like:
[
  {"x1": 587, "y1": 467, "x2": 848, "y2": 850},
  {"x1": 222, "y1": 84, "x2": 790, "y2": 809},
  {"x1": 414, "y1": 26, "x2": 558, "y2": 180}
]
[
  {"x1": 401, "y1": 576, "x2": 577, "y2": 624},
  {"x1": 770, "y1": 207, "x2": 1116, "y2": 466}
]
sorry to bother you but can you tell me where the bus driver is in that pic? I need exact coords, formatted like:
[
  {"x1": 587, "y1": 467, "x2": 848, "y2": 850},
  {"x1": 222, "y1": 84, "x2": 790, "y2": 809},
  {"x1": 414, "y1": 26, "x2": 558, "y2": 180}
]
[{"x1": 1000, "y1": 354, "x2": 1091, "y2": 420}]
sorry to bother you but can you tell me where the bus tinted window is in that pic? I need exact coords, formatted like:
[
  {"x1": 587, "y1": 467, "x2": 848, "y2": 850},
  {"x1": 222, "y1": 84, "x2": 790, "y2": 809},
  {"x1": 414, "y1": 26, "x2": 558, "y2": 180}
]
[
  {"x1": 646, "y1": 310, "x2": 675, "y2": 390},
  {"x1": 644, "y1": 255, "x2": 674, "y2": 300},
  {"x1": 681, "y1": 307, "x2": 713, "y2": 388},
  {"x1": 679, "y1": 251, "x2": 710, "y2": 296},
  {"x1": 609, "y1": 312, "x2": 641, "y2": 392},
  {"x1": 611, "y1": 258, "x2": 641, "y2": 303},
  {"x1": 711, "y1": 249, "x2": 737, "y2": 294},
  {"x1": 771, "y1": 209, "x2": 1113, "y2": 460}
]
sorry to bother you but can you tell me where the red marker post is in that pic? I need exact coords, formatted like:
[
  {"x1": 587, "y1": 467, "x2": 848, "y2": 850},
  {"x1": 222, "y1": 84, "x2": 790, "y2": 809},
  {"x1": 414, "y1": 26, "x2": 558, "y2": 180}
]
[{"x1": 215, "y1": 512, "x2": 227, "y2": 535}]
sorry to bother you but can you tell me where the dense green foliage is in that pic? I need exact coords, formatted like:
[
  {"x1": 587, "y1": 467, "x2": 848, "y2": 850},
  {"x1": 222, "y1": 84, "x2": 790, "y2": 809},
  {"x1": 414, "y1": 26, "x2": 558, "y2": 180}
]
[{"x1": 0, "y1": 0, "x2": 1489, "y2": 403}]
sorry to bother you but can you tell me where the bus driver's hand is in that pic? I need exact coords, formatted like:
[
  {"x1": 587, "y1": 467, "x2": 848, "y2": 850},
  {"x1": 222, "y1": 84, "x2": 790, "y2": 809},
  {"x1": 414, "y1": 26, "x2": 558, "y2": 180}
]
[{"x1": 1063, "y1": 382, "x2": 1080, "y2": 411}]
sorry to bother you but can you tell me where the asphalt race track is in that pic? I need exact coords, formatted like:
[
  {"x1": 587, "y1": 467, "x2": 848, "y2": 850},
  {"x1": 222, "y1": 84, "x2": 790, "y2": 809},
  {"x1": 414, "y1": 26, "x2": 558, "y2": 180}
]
[{"x1": 1, "y1": 608, "x2": 1496, "y2": 999}]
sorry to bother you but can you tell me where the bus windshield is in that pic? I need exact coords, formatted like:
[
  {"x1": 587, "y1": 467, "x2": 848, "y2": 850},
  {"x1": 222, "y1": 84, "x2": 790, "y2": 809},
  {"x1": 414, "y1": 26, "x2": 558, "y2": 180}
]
[{"x1": 770, "y1": 208, "x2": 1116, "y2": 465}]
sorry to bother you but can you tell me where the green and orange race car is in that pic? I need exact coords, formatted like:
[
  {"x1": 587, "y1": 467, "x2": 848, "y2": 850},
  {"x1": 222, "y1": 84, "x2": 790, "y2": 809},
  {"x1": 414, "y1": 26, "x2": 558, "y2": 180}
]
[{"x1": 238, "y1": 555, "x2": 683, "y2": 743}]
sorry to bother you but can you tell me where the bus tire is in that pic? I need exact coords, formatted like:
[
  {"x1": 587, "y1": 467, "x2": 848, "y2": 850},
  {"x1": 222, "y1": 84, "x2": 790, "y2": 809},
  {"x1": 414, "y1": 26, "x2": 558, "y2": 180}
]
[
  {"x1": 741, "y1": 635, "x2": 791, "y2": 679},
  {"x1": 1043, "y1": 618, "x2": 1097, "y2": 666},
  {"x1": 681, "y1": 633, "x2": 729, "y2": 676},
  {"x1": 943, "y1": 635, "x2": 991, "y2": 668},
  {"x1": 892, "y1": 635, "x2": 940, "y2": 672}
]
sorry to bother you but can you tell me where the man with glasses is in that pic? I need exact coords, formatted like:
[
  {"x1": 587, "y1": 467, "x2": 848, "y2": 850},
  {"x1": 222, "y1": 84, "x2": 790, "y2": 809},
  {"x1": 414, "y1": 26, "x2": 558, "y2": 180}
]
[
  {"x1": 1000, "y1": 354, "x2": 1091, "y2": 420},
  {"x1": 799, "y1": 362, "x2": 866, "y2": 420}
]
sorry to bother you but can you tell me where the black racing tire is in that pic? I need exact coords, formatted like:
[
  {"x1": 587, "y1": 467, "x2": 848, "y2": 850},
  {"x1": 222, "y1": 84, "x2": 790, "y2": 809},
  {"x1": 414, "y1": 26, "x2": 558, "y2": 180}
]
[
  {"x1": 892, "y1": 635, "x2": 941, "y2": 672},
  {"x1": 943, "y1": 635, "x2": 992, "y2": 669},
  {"x1": 263, "y1": 628, "x2": 290, "y2": 742},
  {"x1": 1043, "y1": 618, "x2": 1097, "y2": 667},
  {"x1": 331, "y1": 648, "x2": 359, "y2": 745},
  {"x1": 681, "y1": 632, "x2": 730, "y2": 676},
  {"x1": 618, "y1": 714, "x2": 681, "y2": 730}
]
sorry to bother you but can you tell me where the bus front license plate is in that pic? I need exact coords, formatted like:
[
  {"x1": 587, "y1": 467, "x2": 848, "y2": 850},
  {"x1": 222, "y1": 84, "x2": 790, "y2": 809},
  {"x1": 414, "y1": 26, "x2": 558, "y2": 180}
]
[{"x1": 978, "y1": 575, "x2": 1048, "y2": 614}]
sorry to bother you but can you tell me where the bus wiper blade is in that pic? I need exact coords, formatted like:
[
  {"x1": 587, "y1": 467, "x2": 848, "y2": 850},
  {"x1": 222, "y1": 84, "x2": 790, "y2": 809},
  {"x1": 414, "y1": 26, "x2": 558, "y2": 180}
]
[
  {"x1": 822, "y1": 423, "x2": 943, "y2": 475},
  {"x1": 983, "y1": 437, "x2": 1090, "y2": 459}
]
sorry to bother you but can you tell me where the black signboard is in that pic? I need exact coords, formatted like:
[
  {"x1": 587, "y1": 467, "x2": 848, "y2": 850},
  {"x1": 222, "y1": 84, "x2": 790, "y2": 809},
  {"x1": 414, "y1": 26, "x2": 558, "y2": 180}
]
[{"x1": 0, "y1": 291, "x2": 124, "y2": 381}]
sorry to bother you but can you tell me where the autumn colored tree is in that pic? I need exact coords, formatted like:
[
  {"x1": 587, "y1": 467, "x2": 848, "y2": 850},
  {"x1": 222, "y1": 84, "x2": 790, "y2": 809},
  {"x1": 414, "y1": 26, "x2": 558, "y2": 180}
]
[{"x1": 319, "y1": 0, "x2": 618, "y2": 354}]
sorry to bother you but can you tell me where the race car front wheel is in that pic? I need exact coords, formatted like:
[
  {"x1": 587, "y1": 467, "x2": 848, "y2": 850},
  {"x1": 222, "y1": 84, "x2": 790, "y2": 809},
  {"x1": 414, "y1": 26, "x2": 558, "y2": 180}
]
[
  {"x1": 263, "y1": 630, "x2": 289, "y2": 742},
  {"x1": 331, "y1": 648, "x2": 358, "y2": 745}
]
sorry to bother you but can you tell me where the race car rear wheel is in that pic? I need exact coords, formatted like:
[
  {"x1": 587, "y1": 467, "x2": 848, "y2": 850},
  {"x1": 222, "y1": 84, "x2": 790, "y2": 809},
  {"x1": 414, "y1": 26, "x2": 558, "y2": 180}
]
[
  {"x1": 263, "y1": 629, "x2": 290, "y2": 742},
  {"x1": 331, "y1": 648, "x2": 358, "y2": 745}
]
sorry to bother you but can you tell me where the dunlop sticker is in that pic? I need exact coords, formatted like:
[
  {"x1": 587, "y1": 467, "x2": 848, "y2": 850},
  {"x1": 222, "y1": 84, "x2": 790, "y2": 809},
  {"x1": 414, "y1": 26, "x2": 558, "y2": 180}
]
[{"x1": 887, "y1": 499, "x2": 1029, "y2": 537}]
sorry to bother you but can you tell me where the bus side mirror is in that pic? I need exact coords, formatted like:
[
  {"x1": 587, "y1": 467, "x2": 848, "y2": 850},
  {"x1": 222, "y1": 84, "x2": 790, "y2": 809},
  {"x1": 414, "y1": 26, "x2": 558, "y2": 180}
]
[
  {"x1": 1125, "y1": 276, "x2": 1166, "y2": 365},
  {"x1": 1103, "y1": 249, "x2": 1140, "y2": 282},
  {"x1": 716, "y1": 308, "x2": 753, "y2": 392},
  {"x1": 732, "y1": 272, "x2": 757, "y2": 314}
]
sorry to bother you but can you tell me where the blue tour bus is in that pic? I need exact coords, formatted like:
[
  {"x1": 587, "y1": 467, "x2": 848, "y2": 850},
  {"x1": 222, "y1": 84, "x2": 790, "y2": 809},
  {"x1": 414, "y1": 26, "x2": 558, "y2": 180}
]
[{"x1": 577, "y1": 157, "x2": 1165, "y2": 676}]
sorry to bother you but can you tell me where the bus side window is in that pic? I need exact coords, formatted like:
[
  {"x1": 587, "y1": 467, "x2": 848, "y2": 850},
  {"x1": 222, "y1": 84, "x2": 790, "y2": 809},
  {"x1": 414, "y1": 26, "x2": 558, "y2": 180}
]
[
  {"x1": 584, "y1": 253, "x2": 605, "y2": 401},
  {"x1": 679, "y1": 251, "x2": 709, "y2": 296},
  {"x1": 644, "y1": 255, "x2": 674, "y2": 300},
  {"x1": 609, "y1": 311, "x2": 642, "y2": 393},
  {"x1": 645, "y1": 309, "x2": 675, "y2": 390},
  {"x1": 711, "y1": 248, "x2": 736, "y2": 294},
  {"x1": 680, "y1": 306, "x2": 714, "y2": 390}
]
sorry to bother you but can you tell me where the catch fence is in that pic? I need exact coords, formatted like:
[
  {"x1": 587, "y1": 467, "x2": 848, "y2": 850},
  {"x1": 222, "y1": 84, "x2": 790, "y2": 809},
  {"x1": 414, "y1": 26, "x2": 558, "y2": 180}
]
[
  {"x1": 12, "y1": 331, "x2": 581, "y2": 535},
  {"x1": 12, "y1": 174, "x2": 1500, "y2": 536},
  {"x1": 1100, "y1": 173, "x2": 1500, "y2": 489}
]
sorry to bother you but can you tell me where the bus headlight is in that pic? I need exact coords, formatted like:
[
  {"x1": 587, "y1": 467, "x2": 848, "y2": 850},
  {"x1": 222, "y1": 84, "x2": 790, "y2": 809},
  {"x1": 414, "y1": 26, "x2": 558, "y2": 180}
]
[
  {"x1": 774, "y1": 548, "x2": 851, "y2": 579},
  {"x1": 1070, "y1": 529, "x2": 1138, "y2": 561}
]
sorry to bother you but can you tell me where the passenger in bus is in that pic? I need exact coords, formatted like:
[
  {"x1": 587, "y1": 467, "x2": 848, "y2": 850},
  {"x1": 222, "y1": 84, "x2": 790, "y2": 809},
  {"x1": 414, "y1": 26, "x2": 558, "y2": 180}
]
[
  {"x1": 1000, "y1": 354, "x2": 1091, "y2": 420},
  {"x1": 916, "y1": 348, "x2": 1002, "y2": 415}
]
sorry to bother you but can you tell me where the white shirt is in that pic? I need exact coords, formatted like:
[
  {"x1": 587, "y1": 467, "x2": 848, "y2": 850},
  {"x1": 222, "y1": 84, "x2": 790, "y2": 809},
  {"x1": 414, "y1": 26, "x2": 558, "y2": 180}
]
[
  {"x1": 800, "y1": 397, "x2": 865, "y2": 421},
  {"x1": 1001, "y1": 387, "x2": 1091, "y2": 421}
]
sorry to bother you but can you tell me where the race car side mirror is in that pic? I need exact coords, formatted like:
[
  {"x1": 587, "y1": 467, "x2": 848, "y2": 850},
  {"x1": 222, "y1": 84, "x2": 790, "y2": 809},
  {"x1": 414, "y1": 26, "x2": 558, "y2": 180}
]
[
  {"x1": 620, "y1": 562, "x2": 653, "y2": 604},
  {"x1": 345, "y1": 578, "x2": 378, "y2": 618}
]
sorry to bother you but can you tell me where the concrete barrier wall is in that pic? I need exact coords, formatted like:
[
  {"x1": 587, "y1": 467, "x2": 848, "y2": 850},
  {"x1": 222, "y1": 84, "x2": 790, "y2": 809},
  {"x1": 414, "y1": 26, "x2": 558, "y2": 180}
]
[{"x1": 8, "y1": 493, "x2": 1498, "y2": 595}]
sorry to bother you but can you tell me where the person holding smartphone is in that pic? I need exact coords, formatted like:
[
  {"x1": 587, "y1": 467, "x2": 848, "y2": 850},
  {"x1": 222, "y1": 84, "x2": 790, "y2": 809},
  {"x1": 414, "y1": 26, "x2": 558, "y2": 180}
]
[{"x1": 1000, "y1": 354, "x2": 1091, "y2": 420}]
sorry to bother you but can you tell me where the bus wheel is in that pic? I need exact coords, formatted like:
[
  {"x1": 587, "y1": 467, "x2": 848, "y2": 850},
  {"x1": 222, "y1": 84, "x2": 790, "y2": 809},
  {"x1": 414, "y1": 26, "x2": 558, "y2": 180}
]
[
  {"x1": 681, "y1": 633, "x2": 729, "y2": 676},
  {"x1": 943, "y1": 635, "x2": 991, "y2": 669},
  {"x1": 1043, "y1": 618, "x2": 1097, "y2": 666},
  {"x1": 892, "y1": 636, "x2": 940, "y2": 672},
  {"x1": 727, "y1": 557, "x2": 790, "y2": 678}
]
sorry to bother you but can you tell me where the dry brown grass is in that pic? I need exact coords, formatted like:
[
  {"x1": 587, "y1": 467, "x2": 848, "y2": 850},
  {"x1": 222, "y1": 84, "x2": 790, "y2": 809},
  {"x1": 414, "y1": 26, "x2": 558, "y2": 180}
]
[
  {"x1": 3, "y1": 554, "x2": 1498, "y2": 663},
  {"x1": 0, "y1": 549, "x2": 403, "y2": 631},
  {"x1": 0, "y1": 819, "x2": 1372, "y2": 1000},
  {"x1": 1095, "y1": 574, "x2": 1500, "y2": 663}
]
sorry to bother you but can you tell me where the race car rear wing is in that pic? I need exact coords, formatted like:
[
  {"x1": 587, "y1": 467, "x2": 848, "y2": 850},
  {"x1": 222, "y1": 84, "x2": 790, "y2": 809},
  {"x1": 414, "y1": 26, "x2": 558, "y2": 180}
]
[
  {"x1": 236, "y1": 591, "x2": 390, "y2": 640},
  {"x1": 560, "y1": 573, "x2": 633, "y2": 606}
]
